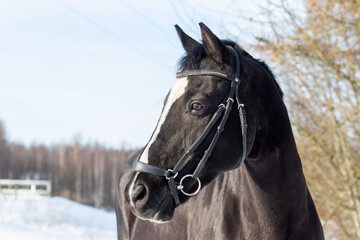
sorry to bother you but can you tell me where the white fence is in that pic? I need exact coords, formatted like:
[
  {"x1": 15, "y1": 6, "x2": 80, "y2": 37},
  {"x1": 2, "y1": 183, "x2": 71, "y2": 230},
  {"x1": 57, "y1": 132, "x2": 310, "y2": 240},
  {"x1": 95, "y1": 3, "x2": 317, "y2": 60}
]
[{"x1": 0, "y1": 179, "x2": 51, "y2": 195}]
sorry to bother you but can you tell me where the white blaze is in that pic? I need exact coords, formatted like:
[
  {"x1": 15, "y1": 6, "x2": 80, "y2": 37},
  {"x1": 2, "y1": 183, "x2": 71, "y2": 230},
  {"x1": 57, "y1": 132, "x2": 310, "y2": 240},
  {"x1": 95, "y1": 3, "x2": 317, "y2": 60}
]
[{"x1": 129, "y1": 77, "x2": 189, "y2": 206}]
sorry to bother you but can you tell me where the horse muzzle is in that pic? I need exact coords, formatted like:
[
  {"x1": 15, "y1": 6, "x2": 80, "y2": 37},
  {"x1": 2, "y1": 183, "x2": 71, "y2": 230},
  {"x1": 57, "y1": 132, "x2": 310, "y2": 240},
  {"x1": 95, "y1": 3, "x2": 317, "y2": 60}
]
[{"x1": 126, "y1": 173, "x2": 175, "y2": 223}]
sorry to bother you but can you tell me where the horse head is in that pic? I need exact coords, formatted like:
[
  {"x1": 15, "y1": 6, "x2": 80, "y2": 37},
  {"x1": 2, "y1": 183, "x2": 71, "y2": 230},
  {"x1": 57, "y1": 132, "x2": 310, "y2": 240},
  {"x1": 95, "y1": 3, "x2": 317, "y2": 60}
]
[{"x1": 124, "y1": 23, "x2": 283, "y2": 223}]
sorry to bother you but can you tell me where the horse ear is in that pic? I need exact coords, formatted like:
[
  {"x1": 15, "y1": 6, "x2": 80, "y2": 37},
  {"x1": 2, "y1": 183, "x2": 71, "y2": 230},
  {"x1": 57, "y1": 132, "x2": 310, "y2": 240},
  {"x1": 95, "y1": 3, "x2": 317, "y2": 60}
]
[
  {"x1": 199, "y1": 22, "x2": 232, "y2": 64},
  {"x1": 175, "y1": 24, "x2": 200, "y2": 54}
]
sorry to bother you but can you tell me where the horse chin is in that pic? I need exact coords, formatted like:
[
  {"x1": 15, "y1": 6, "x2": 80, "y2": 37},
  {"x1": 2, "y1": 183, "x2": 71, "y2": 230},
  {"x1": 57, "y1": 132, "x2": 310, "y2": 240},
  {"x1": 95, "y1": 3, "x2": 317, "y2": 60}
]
[{"x1": 130, "y1": 194, "x2": 175, "y2": 224}]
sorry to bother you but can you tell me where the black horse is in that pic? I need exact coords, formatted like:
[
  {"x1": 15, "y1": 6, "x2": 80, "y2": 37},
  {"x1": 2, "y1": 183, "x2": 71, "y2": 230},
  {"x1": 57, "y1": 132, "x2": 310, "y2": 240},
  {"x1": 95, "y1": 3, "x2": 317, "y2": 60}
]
[{"x1": 116, "y1": 23, "x2": 324, "y2": 240}]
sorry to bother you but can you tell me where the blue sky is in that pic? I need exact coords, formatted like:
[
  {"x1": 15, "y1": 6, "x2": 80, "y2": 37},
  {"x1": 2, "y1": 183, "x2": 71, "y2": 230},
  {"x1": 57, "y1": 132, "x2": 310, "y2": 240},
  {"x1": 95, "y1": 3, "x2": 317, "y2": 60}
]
[{"x1": 0, "y1": 0, "x2": 264, "y2": 148}]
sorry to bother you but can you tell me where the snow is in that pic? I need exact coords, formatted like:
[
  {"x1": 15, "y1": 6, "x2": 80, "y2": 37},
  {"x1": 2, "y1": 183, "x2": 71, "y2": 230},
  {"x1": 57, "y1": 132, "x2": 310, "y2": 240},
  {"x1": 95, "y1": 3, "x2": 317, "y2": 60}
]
[
  {"x1": 0, "y1": 194, "x2": 337, "y2": 239},
  {"x1": 0, "y1": 194, "x2": 117, "y2": 240}
]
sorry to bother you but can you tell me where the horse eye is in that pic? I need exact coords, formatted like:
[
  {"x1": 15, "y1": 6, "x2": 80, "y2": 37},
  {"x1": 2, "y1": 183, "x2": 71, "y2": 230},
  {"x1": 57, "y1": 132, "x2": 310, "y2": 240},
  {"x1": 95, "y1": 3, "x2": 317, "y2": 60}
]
[{"x1": 190, "y1": 101, "x2": 205, "y2": 112}]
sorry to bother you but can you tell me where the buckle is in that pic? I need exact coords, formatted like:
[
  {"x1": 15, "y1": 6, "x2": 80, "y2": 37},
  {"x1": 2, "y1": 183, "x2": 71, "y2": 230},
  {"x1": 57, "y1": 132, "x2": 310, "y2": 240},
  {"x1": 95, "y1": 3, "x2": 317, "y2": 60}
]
[
  {"x1": 238, "y1": 103, "x2": 245, "y2": 110},
  {"x1": 226, "y1": 98, "x2": 234, "y2": 103},
  {"x1": 166, "y1": 169, "x2": 178, "y2": 180}
]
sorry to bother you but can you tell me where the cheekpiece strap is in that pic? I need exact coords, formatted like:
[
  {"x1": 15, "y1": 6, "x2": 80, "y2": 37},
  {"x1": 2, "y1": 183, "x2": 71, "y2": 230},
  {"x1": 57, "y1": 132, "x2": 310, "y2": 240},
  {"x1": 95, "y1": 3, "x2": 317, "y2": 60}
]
[{"x1": 131, "y1": 45, "x2": 247, "y2": 207}]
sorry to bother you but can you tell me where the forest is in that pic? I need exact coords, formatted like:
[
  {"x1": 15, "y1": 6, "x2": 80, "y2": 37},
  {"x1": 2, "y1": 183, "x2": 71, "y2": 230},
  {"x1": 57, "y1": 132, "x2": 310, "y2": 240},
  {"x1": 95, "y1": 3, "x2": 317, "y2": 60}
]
[{"x1": 0, "y1": 121, "x2": 137, "y2": 209}]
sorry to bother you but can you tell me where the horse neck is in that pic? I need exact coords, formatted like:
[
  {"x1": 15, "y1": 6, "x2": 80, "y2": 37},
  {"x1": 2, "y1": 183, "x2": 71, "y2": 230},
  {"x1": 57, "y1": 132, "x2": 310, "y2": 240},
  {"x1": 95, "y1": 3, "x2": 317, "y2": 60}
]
[
  {"x1": 181, "y1": 118, "x2": 322, "y2": 238},
  {"x1": 246, "y1": 104, "x2": 306, "y2": 192},
  {"x1": 233, "y1": 105, "x2": 313, "y2": 231},
  {"x1": 246, "y1": 133, "x2": 305, "y2": 192}
]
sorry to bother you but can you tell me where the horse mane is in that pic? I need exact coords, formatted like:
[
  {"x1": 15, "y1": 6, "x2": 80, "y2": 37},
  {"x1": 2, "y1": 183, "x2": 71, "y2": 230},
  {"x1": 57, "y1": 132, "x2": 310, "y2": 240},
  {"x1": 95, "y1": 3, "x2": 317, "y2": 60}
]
[{"x1": 178, "y1": 40, "x2": 283, "y2": 99}]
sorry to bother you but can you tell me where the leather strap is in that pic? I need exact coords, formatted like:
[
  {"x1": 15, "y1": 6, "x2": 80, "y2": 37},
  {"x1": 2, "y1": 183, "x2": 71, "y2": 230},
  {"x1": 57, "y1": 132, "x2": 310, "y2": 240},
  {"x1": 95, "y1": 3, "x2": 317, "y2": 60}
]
[
  {"x1": 176, "y1": 70, "x2": 239, "y2": 83},
  {"x1": 132, "y1": 45, "x2": 247, "y2": 207},
  {"x1": 132, "y1": 161, "x2": 172, "y2": 178}
]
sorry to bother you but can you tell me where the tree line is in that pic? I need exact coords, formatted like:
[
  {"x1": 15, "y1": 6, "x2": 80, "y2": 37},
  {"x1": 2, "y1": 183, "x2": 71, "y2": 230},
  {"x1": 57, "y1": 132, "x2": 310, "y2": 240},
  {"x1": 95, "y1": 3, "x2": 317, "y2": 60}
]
[{"x1": 0, "y1": 121, "x2": 137, "y2": 209}]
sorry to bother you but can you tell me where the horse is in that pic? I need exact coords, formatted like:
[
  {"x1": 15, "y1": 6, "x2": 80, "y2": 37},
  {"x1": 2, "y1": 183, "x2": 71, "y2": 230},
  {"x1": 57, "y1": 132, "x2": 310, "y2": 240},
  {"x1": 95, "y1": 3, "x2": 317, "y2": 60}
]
[{"x1": 115, "y1": 23, "x2": 324, "y2": 240}]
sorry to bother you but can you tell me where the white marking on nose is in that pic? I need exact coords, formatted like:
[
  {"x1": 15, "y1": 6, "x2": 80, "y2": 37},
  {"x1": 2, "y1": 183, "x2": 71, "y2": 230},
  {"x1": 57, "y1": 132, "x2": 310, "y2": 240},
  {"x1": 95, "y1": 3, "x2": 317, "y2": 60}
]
[
  {"x1": 129, "y1": 77, "x2": 189, "y2": 207},
  {"x1": 129, "y1": 172, "x2": 139, "y2": 208},
  {"x1": 138, "y1": 77, "x2": 188, "y2": 164}
]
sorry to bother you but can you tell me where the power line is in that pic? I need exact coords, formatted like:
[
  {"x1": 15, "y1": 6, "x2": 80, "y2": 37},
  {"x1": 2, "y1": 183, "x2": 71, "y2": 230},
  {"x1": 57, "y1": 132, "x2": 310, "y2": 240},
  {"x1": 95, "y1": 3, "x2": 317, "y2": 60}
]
[
  {"x1": 56, "y1": 0, "x2": 172, "y2": 69},
  {"x1": 166, "y1": 0, "x2": 199, "y2": 37},
  {"x1": 115, "y1": 0, "x2": 178, "y2": 48}
]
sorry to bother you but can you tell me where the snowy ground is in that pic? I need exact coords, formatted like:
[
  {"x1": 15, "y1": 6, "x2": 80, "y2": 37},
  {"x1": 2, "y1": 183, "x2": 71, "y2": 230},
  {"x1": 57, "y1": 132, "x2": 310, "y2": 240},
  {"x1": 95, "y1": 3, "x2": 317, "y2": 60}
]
[{"x1": 0, "y1": 194, "x2": 117, "y2": 240}]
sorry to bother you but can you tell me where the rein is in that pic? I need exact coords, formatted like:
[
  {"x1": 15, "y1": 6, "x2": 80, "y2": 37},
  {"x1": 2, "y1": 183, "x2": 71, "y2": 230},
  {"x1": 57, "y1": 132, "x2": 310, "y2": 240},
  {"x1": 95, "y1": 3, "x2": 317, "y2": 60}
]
[{"x1": 132, "y1": 46, "x2": 247, "y2": 207}]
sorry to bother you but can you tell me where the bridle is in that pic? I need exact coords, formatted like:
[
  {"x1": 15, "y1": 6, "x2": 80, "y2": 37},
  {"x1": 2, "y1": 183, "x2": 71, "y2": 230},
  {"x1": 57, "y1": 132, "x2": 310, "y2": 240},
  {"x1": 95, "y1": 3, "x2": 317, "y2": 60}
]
[{"x1": 132, "y1": 46, "x2": 247, "y2": 207}]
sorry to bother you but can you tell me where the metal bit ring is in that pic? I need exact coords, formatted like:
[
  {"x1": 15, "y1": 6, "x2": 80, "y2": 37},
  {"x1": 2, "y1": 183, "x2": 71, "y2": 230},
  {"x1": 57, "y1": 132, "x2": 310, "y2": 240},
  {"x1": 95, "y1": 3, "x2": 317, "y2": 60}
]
[{"x1": 178, "y1": 174, "x2": 201, "y2": 196}]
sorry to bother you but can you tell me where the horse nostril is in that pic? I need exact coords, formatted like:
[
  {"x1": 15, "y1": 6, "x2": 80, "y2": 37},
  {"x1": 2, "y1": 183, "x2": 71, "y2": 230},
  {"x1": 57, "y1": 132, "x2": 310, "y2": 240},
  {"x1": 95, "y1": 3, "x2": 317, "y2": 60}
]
[{"x1": 131, "y1": 184, "x2": 147, "y2": 206}]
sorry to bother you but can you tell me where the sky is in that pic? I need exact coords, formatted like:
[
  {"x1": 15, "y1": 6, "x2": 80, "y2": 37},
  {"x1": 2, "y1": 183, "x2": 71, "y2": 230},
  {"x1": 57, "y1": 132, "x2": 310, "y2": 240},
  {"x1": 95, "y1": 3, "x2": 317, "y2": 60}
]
[{"x1": 0, "y1": 0, "x2": 265, "y2": 148}]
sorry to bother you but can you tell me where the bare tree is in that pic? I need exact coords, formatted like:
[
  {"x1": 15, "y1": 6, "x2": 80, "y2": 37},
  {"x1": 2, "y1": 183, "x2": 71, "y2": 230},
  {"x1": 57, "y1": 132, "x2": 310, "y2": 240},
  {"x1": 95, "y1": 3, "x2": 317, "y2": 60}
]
[
  {"x1": 0, "y1": 120, "x2": 10, "y2": 178},
  {"x1": 233, "y1": 0, "x2": 360, "y2": 238}
]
